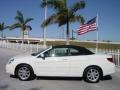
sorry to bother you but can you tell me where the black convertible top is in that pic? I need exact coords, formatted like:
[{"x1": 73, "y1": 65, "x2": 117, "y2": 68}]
[
  {"x1": 53, "y1": 45, "x2": 84, "y2": 49},
  {"x1": 52, "y1": 45, "x2": 94, "y2": 54}
]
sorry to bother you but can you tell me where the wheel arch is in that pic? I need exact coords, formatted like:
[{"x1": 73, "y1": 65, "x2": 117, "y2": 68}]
[
  {"x1": 14, "y1": 63, "x2": 35, "y2": 76},
  {"x1": 83, "y1": 65, "x2": 103, "y2": 78}
]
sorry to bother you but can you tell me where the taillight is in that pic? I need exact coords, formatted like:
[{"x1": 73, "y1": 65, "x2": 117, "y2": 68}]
[{"x1": 107, "y1": 58, "x2": 113, "y2": 63}]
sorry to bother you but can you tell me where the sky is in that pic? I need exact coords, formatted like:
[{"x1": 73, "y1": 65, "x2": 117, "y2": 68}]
[{"x1": 0, "y1": 0, "x2": 120, "y2": 42}]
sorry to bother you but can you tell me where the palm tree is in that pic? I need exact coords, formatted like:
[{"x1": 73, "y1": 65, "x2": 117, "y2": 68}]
[
  {"x1": 0, "y1": 22, "x2": 9, "y2": 39},
  {"x1": 40, "y1": 0, "x2": 85, "y2": 45},
  {"x1": 10, "y1": 10, "x2": 33, "y2": 43}
]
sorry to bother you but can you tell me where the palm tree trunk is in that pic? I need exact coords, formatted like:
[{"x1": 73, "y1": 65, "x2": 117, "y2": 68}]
[
  {"x1": 1, "y1": 31, "x2": 3, "y2": 38},
  {"x1": 66, "y1": 21, "x2": 70, "y2": 45},
  {"x1": 21, "y1": 30, "x2": 24, "y2": 44},
  {"x1": 66, "y1": 8, "x2": 70, "y2": 45}
]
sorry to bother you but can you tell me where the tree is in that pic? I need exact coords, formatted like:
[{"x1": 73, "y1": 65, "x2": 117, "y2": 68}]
[
  {"x1": 40, "y1": 0, "x2": 85, "y2": 44},
  {"x1": 0, "y1": 22, "x2": 9, "y2": 38},
  {"x1": 10, "y1": 10, "x2": 33, "y2": 43}
]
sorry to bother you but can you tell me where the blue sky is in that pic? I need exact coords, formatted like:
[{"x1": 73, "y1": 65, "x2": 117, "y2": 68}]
[{"x1": 0, "y1": 0, "x2": 120, "y2": 41}]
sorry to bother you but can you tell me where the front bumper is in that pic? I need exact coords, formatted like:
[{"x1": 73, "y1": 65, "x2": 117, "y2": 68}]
[{"x1": 6, "y1": 63, "x2": 15, "y2": 75}]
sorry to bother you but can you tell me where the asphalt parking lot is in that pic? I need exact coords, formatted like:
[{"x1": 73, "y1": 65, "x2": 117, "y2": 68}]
[{"x1": 0, "y1": 48, "x2": 120, "y2": 90}]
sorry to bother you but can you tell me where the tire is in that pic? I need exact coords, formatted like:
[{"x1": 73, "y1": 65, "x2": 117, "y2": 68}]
[
  {"x1": 83, "y1": 66, "x2": 101, "y2": 83},
  {"x1": 16, "y1": 64, "x2": 34, "y2": 81}
]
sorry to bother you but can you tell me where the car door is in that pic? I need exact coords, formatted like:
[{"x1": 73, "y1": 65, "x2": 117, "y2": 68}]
[
  {"x1": 68, "y1": 47, "x2": 89, "y2": 76},
  {"x1": 35, "y1": 47, "x2": 70, "y2": 76},
  {"x1": 35, "y1": 56, "x2": 57, "y2": 76}
]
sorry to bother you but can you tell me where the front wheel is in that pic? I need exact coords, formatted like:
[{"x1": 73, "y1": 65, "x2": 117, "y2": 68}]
[
  {"x1": 83, "y1": 66, "x2": 101, "y2": 83},
  {"x1": 16, "y1": 64, "x2": 34, "y2": 81}
]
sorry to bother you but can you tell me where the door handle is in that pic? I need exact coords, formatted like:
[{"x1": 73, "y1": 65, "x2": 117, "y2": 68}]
[{"x1": 63, "y1": 59, "x2": 68, "y2": 60}]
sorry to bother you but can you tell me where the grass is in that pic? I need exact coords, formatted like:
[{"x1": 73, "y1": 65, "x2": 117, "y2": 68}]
[{"x1": 39, "y1": 40, "x2": 120, "y2": 49}]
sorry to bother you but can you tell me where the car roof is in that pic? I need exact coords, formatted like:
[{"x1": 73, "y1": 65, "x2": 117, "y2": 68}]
[
  {"x1": 52, "y1": 45, "x2": 94, "y2": 54},
  {"x1": 52, "y1": 45, "x2": 85, "y2": 49}
]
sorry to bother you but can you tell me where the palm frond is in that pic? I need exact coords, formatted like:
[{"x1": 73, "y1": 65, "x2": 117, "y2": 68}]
[
  {"x1": 41, "y1": 10, "x2": 69, "y2": 27},
  {"x1": 70, "y1": 0, "x2": 85, "y2": 14},
  {"x1": 16, "y1": 10, "x2": 24, "y2": 22},
  {"x1": 0, "y1": 23, "x2": 4, "y2": 30},
  {"x1": 9, "y1": 23, "x2": 21, "y2": 30},
  {"x1": 41, "y1": 14, "x2": 58, "y2": 27},
  {"x1": 57, "y1": 14, "x2": 67, "y2": 26},
  {"x1": 4, "y1": 26, "x2": 9, "y2": 29},
  {"x1": 0, "y1": 22, "x2": 9, "y2": 31},
  {"x1": 69, "y1": 15, "x2": 85, "y2": 24},
  {"x1": 56, "y1": 10, "x2": 72, "y2": 26},
  {"x1": 25, "y1": 18, "x2": 34, "y2": 25},
  {"x1": 25, "y1": 25, "x2": 32, "y2": 30},
  {"x1": 15, "y1": 16, "x2": 24, "y2": 24},
  {"x1": 11, "y1": 10, "x2": 33, "y2": 31},
  {"x1": 41, "y1": 0, "x2": 65, "y2": 11}
]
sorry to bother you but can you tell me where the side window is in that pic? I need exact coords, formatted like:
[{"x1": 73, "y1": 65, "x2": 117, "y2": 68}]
[
  {"x1": 69, "y1": 48, "x2": 80, "y2": 56},
  {"x1": 54, "y1": 48, "x2": 68, "y2": 57},
  {"x1": 44, "y1": 48, "x2": 69, "y2": 57},
  {"x1": 69, "y1": 47, "x2": 94, "y2": 56}
]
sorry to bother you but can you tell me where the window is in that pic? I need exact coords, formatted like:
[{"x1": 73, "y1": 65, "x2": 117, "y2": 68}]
[
  {"x1": 44, "y1": 47, "x2": 69, "y2": 57},
  {"x1": 44, "y1": 46, "x2": 94, "y2": 57},
  {"x1": 69, "y1": 47, "x2": 94, "y2": 56},
  {"x1": 54, "y1": 48, "x2": 68, "y2": 56},
  {"x1": 69, "y1": 48, "x2": 80, "y2": 56}
]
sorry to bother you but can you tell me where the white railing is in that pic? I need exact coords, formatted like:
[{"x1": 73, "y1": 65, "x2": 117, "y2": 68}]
[
  {"x1": 0, "y1": 41, "x2": 45, "y2": 52},
  {"x1": 0, "y1": 41, "x2": 120, "y2": 67}
]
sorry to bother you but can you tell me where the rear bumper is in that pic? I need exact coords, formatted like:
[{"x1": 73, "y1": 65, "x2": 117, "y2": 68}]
[{"x1": 103, "y1": 63, "x2": 115, "y2": 76}]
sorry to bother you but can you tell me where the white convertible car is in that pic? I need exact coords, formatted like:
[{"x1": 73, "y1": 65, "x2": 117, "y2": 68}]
[{"x1": 6, "y1": 45, "x2": 115, "y2": 83}]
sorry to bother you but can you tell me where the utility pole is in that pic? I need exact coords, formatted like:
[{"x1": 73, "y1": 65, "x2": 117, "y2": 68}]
[
  {"x1": 71, "y1": 29, "x2": 74, "y2": 40},
  {"x1": 62, "y1": 27, "x2": 64, "y2": 39},
  {"x1": 71, "y1": 29, "x2": 77, "y2": 40}
]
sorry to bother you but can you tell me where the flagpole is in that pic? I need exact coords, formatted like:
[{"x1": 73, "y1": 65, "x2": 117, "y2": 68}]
[{"x1": 96, "y1": 14, "x2": 99, "y2": 53}]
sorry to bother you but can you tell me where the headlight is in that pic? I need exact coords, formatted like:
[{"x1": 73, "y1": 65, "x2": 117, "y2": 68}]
[{"x1": 8, "y1": 59, "x2": 14, "y2": 64}]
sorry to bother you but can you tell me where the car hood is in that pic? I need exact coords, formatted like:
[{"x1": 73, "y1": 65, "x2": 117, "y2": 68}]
[{"x1": 13, "y1": 53, "x2": 34, "y2": 59}]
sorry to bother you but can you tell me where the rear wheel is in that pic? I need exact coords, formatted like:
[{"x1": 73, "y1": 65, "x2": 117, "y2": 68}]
[
  {"x1": 16, "y1": 64, "x2": 34, "y2": 81},
  {"x1": 83, "y1": 66, "x2": 102, "y2": 83}
]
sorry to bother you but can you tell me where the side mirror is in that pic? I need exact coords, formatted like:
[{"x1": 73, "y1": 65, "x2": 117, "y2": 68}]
[{"x1": 38, "y1": 54, "x2": 45, "y2": 60}]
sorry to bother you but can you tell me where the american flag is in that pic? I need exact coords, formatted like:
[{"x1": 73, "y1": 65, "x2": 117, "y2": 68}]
[{"x1": 77, "y1": 17, "x2": 97, "y2": 35}]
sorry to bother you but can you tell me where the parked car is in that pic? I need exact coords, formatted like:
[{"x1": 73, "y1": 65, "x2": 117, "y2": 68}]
[{"x1": 6, "y1": 45, "x2": 115, "y2": 83}]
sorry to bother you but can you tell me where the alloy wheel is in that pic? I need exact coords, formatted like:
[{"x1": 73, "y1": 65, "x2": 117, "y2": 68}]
[{"x1": 18, "y1": 66, "x2": 31, "y2": 80}]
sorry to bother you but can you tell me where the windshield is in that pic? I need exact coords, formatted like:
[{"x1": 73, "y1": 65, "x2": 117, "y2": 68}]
[{"x1": 31, "y1": 48, "x2": 47, "y2": 56}]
